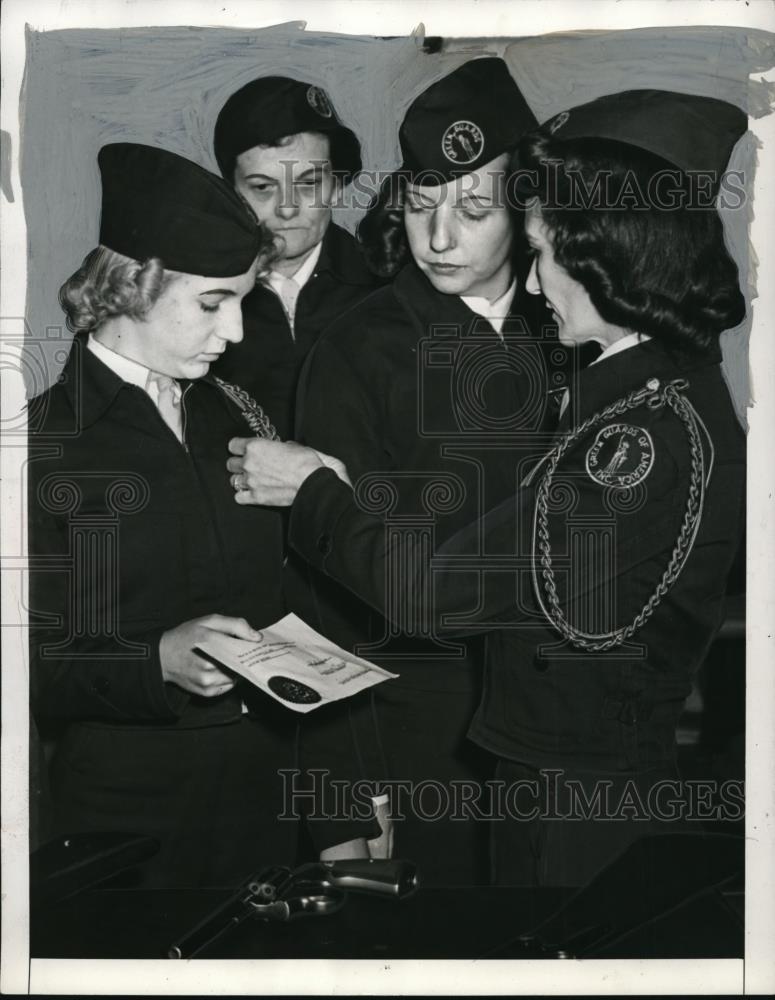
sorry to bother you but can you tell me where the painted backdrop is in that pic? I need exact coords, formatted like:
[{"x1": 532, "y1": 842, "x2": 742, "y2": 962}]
[{"x1": 16, "y1": 22, "x2": 775, "y2": 421}]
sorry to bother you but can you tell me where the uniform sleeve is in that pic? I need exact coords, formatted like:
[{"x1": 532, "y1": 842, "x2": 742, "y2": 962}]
[
  {"x1": 288, "y1": 405, "x2": 694, "y2": 644},
  {"x1": 439, "y1": 408, "x2": 687, "y2": 632},
  {"x1": 290, "y1": 327, "x2": 393, "y2": 649},
  {"x1": 28, "y1": 491, "x2": 189, "y2": 724},
  {"x1": 295, "y1": 331, "x2": 386, "y2": 481},
  {"x1": 288, "y1": 467, "x2": 519, "y2": 634},
  {"x1": 444, "y1": 405, "x2": 696, "y2": 652}
]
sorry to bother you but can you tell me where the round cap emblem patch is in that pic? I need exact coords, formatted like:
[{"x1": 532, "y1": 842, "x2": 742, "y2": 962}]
[
  {"x1": 306, "y1": 85, "x2": 333, "y2": 118},
  {"x1": 441, "y1": 120, "x2": 485, "y2": 164},
  {"x1": 585, "y1": 423, "x2": 655, "y2": 488}
]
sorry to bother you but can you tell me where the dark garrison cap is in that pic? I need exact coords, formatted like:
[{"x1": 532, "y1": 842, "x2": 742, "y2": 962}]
[
  {"x1": 213, "y1": 76, "x2": 362, "y2": 181},
  {"x1": 399, "y1": 57, "x2": 537, "y2": 184},
  {"x1": 98, "y1": 143, "x2": 263, "y2": 277},
  {"x1": 544, "y1": 89, "x2": 747, "y2": 187}
]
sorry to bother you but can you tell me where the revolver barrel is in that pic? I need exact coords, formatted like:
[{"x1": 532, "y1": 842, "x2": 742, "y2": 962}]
[{"x1": 168, "y1": 867, "x2": 290, "y2": 959}]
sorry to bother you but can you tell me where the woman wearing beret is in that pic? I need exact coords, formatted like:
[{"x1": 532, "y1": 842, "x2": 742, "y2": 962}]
[
  {"x1": 211, "y1": 75, "x2": 379, "y2": 440},
  {"x1": 284, "y1": 57, "x2": 555, "y2": 884},
  {"x1": 28, "y1": 143, "x2": 299, "y2": 887},
  {"x1": 229, "y1": 88, "x2": 747, "y2": 887}
]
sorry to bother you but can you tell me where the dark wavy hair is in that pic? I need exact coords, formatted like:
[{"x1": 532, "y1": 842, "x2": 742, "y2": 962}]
[
  {"x1": 514, "y1": 132, "x2": 745, "y2": 354},
  {"x1": 356, "y1": 171, "x2": 412, "y2": 278}
]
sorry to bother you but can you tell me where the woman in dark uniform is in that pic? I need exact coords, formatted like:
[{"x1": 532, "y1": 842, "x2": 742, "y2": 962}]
[
  {"x1": 466, "y1": 89, "x2": 748, "y2": 885},
  {"x1": 287, "y1": 57, "x2": 549, "y2": 883},
  {"x1": 229, "y1": 88, "x2": 748, "y2": 887},
  {"x1": 210, "y1": 75, "x2": 379, "y2": 439},
  {"x1": 29, "y1": 143, "x2": 297, "y2": 887}
]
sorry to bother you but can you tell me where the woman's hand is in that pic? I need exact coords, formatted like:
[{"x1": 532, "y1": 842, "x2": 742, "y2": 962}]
[
  {"x1": 227, "y1": 438, "x2": 351, "y2": 506},
  {"x1": 160, "y1": 613, "x2": 260, "y2": 696}
]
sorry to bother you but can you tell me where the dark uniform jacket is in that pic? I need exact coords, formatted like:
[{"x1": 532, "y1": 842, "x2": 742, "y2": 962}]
[
  {"x1": 287, "y1": 260, "x2": 556, "y2": 881},
  {"x1": 28, "y1": 339, "x2": 285, "y2": 725},
  {"x1": 210, "y1": 222, "x2": 379, "y2": 439},
  {"x1": 290, "y1": 260, "x2": 558, "y2": 679},
  {"x1": 286, "y1": 338, "x2": 745, "y2": 773},
  {"x1": 27, "y1": 339, "x2": 293, "y2": 884}
]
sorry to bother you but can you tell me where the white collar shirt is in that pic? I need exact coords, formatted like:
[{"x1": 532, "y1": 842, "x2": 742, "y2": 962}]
[
  {"x1": 460, "y1": 279, "x2": 517, "y2": 337},
  {"x1": 87, "y1": 333, "x2": 152, "y2": 389},
  {"x1": 87, "y1": 333, "x2": 183, "y2": 440},
  {"x1": 558, "y1": 332, "x2": 653, "y2": 418},
  {"x1": 590, "y1": 331, "x2": 652, "y2": 367},
  {"x1": 263, "y1": 240, "x2": 323, "y2": 337}
]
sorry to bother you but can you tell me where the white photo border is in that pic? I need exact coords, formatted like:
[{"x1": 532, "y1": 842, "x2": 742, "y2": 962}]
[{"x1": 2, "y1": 1, "x2": 773, "y2": 995}]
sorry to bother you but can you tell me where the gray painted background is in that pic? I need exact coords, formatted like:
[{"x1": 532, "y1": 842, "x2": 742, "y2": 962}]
[{"x1": 17, "y1": 22, "x2": 775, "y2": 421}]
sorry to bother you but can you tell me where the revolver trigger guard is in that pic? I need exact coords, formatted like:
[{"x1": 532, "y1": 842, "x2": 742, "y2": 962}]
[
  {"x1": 285, "y1": 889, "x2": 347, "y2": 919},
  {"x1": 248, "y1": 899, "x2": 292, "y2": 922}
]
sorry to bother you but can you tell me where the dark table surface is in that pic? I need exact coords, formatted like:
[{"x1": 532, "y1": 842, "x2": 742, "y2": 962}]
[{"x1": 30, "y1": 879, "x2": 743, "y2": 961}]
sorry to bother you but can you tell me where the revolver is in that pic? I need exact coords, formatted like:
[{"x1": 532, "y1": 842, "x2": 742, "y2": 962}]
[{"x1": 168, "y1": 857, "x2": 418, "y2": 958}]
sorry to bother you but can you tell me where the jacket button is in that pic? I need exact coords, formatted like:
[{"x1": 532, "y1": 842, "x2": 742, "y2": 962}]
[
  {"x1": 317, "y1": 534, "x2": 332, "y2": 555},
  {"x1": 93, "y1": 676, "x2": 110, "y2": 694}
]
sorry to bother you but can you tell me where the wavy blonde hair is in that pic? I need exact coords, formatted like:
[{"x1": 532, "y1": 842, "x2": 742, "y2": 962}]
[{"x1": 58, "y1": 246, "x2": 177, "y2": 334}]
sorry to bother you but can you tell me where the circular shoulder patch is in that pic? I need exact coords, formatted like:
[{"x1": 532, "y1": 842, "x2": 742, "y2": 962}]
[
  {"x1": 585, "y1": 423, "x2": 655, "y2": 488},
  {"x1": 306, "y1": 85, "x2": 333, "y2": 119},
  {"x1": 441, "y1": 120, "x2": 485, "y2": 164},
  {"x1": 268, "y1": 675, "x2": 322, "y2": 705}
]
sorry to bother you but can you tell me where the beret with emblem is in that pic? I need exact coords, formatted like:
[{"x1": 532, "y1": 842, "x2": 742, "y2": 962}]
[
  {"x1": 214, "y1": 76, "x2": 362, "y2": 182},
  {"x1": 399, "y1": 57, "x2": 537, "y2": 185},
  {"x1": 544, "y1": 89, "x2": 747, "y2": 191},
  {"x1": 98, "y1": 143, "x2": 263, "y2": 278}
]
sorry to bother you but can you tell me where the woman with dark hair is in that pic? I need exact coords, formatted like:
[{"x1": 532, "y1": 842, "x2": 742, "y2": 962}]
[
  {"x1": 230, "y1": 88, "x2": 748, "y2": 887},
  {"x1": 210, "y1": 75, "x2": 378, "y2": 439},
  {"x1": 356, "y1": 171, "x2": 414, "y2": 278},
  {"x1": 466, "y1": 92, "x2": 748, "y2": 883},
  {"x1": 515, "y1": 134, "x2": 744, "y2": 356},
  {"x1": 283, "y1": 57, "x2": 548, "y2": 884}
]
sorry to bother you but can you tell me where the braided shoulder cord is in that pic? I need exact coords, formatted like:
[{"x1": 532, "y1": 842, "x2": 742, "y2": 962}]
[
  {"x1": 531, "y1": 377, "x2": 708, "y2": 652},
  {"x1": 213, "y1": 377, "x2": 280, "y2": 440}
]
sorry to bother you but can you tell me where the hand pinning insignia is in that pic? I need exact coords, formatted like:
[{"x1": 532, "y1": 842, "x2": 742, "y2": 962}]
[{"x1": 585, "y1": 423, "x2": 655, "y2": 488}]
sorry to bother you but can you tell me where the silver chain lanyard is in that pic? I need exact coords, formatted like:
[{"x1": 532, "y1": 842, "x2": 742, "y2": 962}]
[
  {"x1": 532, "y1": 376, "x2": 712, "y2": 652},
  {"x1": 214, "y1": 376, "x2": 280, "y2": 440}
]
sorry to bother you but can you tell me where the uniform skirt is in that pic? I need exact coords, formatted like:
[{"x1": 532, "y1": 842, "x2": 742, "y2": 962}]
[{"x1": 49, "y1": 715, "x2": 298, "y2": 888}]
